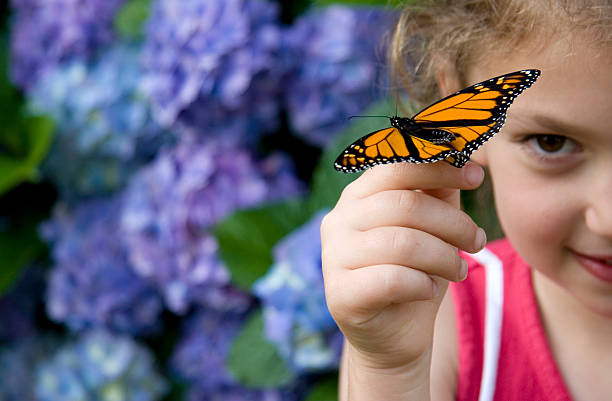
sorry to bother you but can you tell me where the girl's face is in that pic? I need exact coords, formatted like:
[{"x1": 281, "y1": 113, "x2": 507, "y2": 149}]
[{"x1": 468, "y1": 37, "x2": 612, "y2": 316}]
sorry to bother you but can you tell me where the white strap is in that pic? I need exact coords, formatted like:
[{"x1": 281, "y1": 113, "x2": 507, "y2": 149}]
[{"x1": 470, "y1": 248, "x2": 504, "y2": 401}]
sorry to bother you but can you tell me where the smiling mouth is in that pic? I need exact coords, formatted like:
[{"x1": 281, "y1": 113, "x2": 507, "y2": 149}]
[{"x1": 571, "y1": 250, "x2": 612, "y2": 283}]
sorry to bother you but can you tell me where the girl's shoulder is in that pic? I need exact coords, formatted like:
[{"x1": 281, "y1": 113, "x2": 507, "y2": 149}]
[
  {"x1": 431, "y1": 239, "x2": 534, "y2": 401},
  {"x1": 462, "y1": 238, "x2": 521, "y2": 274},
  {"x1": 450, "y1": 238, "x2": 573, "y2": 401}
]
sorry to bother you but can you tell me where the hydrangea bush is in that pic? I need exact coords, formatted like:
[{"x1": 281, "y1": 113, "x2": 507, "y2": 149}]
[
  {"x1": 10, "y1": 0, "x2": 126, "y2": 91},
  {"x1": 170, "y1": 309, "x2": 295, "y2": 401},
  {"x1": 41, "y1": 196, "x2": 164, "y2": 335},
  {"x1": 35, "y1": 330, "x2": 167, "y2": 401},
  {"x1": 282, "y1": 6, "x2": 394, "y2": 146},
  {"x1": 28, "y1": 43, "x2": 169, "y2": 199},
  {"x1": 120, "y1": 140, "x2": 303, "y2": 314},
  {"x1": 1, "y1": 0, "x2": 397, "y2": 400},
  {"x1": 254, "y1": 211, "x2": 343, "y2": 373},
  {"x1": 141, "y1": 0, "x2": 284, "y2": 143},
  {"x1": 0, "y1": 265, "x2": 46, "y2": 341},
  {"x1": 0, "y1": 337, "x2": 60, "y2": 401}
]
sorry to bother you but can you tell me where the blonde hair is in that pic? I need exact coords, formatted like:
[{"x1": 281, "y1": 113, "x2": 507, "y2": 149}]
[{"x1": 390, "y1": 0, "x2": 612, "y2": 106}]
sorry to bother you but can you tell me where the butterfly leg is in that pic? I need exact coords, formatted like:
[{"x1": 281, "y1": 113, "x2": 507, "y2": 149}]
[{"x1": 411, "y1": 128, "x2": 456, "y2": 144}]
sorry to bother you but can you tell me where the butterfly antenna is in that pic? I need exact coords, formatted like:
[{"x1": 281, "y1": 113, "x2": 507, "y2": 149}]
[{"x1": 348, "y1": 115, "x2": 390, "y2": 120}]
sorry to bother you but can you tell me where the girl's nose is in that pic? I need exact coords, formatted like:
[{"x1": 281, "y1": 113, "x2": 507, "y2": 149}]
[{"x1": 585, "y1": 182, "x2": 612, "y2": 238}]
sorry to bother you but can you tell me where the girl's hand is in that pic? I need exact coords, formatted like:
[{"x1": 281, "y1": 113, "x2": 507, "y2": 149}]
[{"x1": 321, "y1": 161, "x2": 486, "y2": 377}]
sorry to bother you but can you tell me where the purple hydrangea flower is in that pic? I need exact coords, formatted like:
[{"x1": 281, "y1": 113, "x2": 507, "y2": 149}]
[
  {"x1": 171, "y1": 309, "x2": 290, "y2": 401},
  {"x1": 141, "y1": 0, "x2": 283, "y2": 143},
  {"x1": 170, "y1": 309, "x2": 243, "y2": 391},
  {"x1": 0, "y1": 265, "x2": 46, "y2": 341},
  {"x1": 186, "y1": 385, "x2": 300, "y2": 401},
  {"x1": 0, "y1": 337, "x2": 59, "y2": 401},
  {"x1": 186, "y1": 388, "x2": 291, "y2": 401},
  {"x1": 253, "y1": 211, "x2": 343, "y2": 373},
  {"x1": 120, "y1": 139, "x2": 303, "y2": 314},
  {"x1": 282, "y1": 6, "x2": 396, "y2": 146},
  {"x1": 28, "y1": 43, "x2": 170, "y2": 200},
  {"x1": 10, "y1": 0, "x2": 126, "y2": 91},
  {"x1": 35, "y1": 330, "x2": 167, "y2": 401},
  {"x1": 41, "y1": 196, "x2": 163, "y2": 335}
]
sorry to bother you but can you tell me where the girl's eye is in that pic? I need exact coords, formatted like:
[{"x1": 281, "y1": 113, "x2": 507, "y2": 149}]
[
  {"x1": 534, "y1": 135, "x2": 567, "y2": 153},
  {"x1": 523, "y1": 134, "x2": 579, "y2": 156},
  {"x1": 518, "y1": 134, "x2": 582, "y2": 169}
]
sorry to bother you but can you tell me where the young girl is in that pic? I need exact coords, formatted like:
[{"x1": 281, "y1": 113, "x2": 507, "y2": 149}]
[{"x1": 320, "y1": 1, "x2": 612, "y2": 400}]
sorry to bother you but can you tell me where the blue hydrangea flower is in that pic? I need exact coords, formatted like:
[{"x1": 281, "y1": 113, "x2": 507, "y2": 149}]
[
  {"x1": 141, "y1": 0, "x2": 283, "y2": 143},
  {"x1": 27, "y1": 43, "x2": 170, "y2": 200},
  {"x1": 41, "y1": 196, "x2": 164, "y2": 335},
  {"x1": 282, "y1": 6, "x2": 395, "y2": 146},
  {"x1": 0, "y1": 337, "x2": 59, "y2": 401},
  {"x1": 10, "y1": 0, "x2": 126, "y2": 91},
  {"x1": 0, "y1": 265, "x2": 46, "y2": 341},
  {"x1": 120, "y1": 139, "x2": 303, "y2": 314},
  {"x1": 171, "y1": 309, "x2": 291, "y2": 401},
  {"x1": 253, "y1": 211, "x2": 343, "y2": 373},
  {"x1": 35, "y1": 330, "x2": 167, "y2": 401}
]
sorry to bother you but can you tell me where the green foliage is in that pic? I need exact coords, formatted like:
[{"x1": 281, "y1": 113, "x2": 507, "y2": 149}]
[
  {"x1": 227, "y1": 310, "x2": 295, "y2": 388},
  {"x1": 280, "y1": 0, "x2": 312, "y2": 23},
  {"x1": 214, "y1": 198, "x2": 312, "y2": 290},
  {"x1": 115, "y1": 0, "x2": 152, "y2": 40},
  {"x1": 461, "y1": 173, "x2": 504, "y2": 241},
  {"x1": 304, "y1": 375, "x2": 339, "y2": 401},
  {"x1": 0, "y1": 217, "x2": 46, "y2": 294},
  {"x1": 0, "y1": 116, "x2": 54, "y2": 196},
  {"x1": 0, "y1": 37, "x2": 54, "y2": 196},
  {"x1": 0, "y1": 45, "x2": 20, "y2": 123}
]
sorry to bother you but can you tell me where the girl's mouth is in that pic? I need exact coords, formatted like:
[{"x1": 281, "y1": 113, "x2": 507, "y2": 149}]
[{"x1": 572, "y1": 250, "x2": 612, "y2": 283}]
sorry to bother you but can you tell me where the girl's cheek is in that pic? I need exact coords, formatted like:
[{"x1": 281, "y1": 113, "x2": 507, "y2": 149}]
[{"x1": 491, "y1": 171, "x2": 569, "y2": 271}]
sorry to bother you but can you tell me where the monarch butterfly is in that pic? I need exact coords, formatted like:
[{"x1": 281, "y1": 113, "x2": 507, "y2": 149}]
[{"x1": 334, "y1": 69, "x2": 540, "y2": 172}]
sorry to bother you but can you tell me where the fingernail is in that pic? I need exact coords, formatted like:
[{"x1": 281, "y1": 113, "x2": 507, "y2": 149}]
[
  {"x1": 475, "y1": 227, "x2": 487, "y2": 250},
  {"x1": 465, "y1": 163, "x2": 484, "y2": 186},
  {"x1": 459, "y1": 259, "x2": 468, "y2": 281}
]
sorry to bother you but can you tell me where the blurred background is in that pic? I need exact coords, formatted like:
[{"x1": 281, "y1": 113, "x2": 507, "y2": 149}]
[{"x1": 0, "y1": 1, "x2": 500, "y2": 400}]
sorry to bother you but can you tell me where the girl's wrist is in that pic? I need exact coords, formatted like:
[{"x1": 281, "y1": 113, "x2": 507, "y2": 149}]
[{"x1": 346, "y1": 342, "x2": 432, "y2": 401}]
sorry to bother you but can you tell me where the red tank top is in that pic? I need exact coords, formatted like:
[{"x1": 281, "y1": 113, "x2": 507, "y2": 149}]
[{"x1": 451, "y1": 239, "x2": 573, "y2": 401}]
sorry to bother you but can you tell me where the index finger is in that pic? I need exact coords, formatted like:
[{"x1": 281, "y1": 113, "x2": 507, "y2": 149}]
[{"x1": 340, "y1": 161, "x2": 485, "y2": 200}]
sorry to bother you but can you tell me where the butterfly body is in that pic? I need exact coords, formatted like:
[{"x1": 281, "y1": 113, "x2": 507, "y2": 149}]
[{"x1": 334, "y1": 69, "x2": 541, "y2": 172}]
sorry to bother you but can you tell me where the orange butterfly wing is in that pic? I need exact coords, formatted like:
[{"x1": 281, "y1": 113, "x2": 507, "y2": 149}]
[
  {"x1": 334, "y1": 127, "x2": 459, "y2": 173},
  {"x1": 334, "y1": 69, "x2": 540, "y2": 172},
  {"x1": 413, "y1": 69, "x2": 540, "y2": 163}
]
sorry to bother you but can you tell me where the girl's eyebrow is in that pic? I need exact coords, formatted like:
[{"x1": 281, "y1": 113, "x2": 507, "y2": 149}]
[
  {"x1": 531, "y1": 114, "x2": 579, "y2": 134},
  {"x1": 530, "y1": 114, "x2": 602, "y2": 138}
]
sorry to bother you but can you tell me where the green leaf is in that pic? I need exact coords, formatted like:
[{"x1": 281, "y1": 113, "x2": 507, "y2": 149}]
[
  {"x1": 114, "y1": 0, "x2": 152, "y2": 40},
  {"x1": 0, "y1": 37, "x2": 24, "y2": 144},
  {"x1": 227, "y1": 310, "x2": 295, "y2": 388},
  {"x1": 0, "y1": 35, "x2": 55, "y2": 195},
  {"x1": 461, "y1": 174, "x2": 504, "y2": 241},
  {"x1": 214, "y1": 198, "x2": 312, "y2": 290},
  {"x1": 304, "y1": 375, "x2": 339, "y2": 401},
  {"x1": 308, "y1": 98, "x2": 399, "y2": 211},
  {"x1": 0, "y1": 115, "x2": 54, "y2": 196},
  {"x1": 23, "y1": 116, "x2": 55, "y2": 165},
  {"x1": 0, "y1": 218, "x2": 46, "y2": 294},
  {"x1": 281, "y1": 0, "x2": 312, "y2": 23}
]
